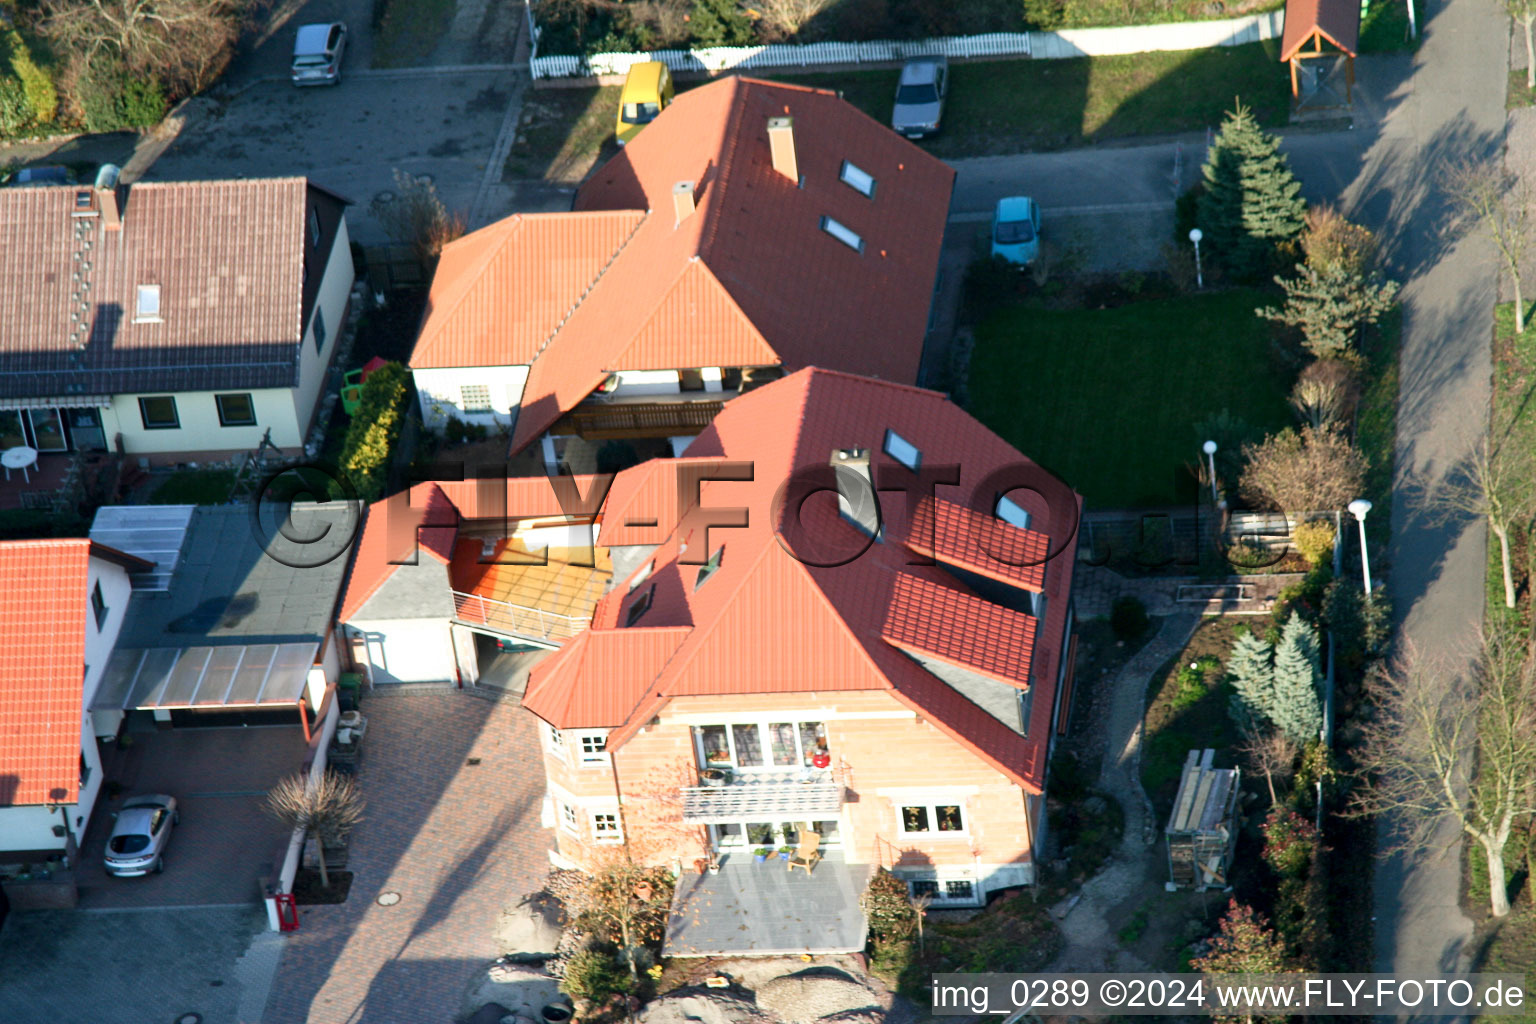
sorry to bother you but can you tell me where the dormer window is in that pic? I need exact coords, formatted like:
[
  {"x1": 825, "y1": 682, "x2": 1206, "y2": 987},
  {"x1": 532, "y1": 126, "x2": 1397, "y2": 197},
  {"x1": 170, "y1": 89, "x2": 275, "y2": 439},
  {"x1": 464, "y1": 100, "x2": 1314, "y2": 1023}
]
[
  {"x1": 694, "y1": 547, "x2": 723, "y2": 590},
  {"x1": 839, "y1": 161, "x2": 876, "y2": 198},
  {"x1": 134, "y1": 284, "x2": 161, "y2": 322},
  {"x1": 625, "y1": 584, "x2": 655, "y2": 626},
  {"x1": 820, "y1": 216, "x2": 863, "y2": 253},
  {"x1": 882, "y1": 428, "x2": 921, "y2": 472},
  {"x1": 996, "y1": 494, "x2": 1031, "y2": 530}
]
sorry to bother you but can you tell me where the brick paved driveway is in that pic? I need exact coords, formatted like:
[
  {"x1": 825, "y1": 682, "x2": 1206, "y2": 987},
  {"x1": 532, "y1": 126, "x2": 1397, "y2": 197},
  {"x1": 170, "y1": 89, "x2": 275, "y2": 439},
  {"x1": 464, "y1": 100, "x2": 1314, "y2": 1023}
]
[
  {"x1": 76, "y1": 726, "x2": 308, "y2": 909},
  {"x1": 264, "y1": 691, "x2": 553, "y2": 1023}
]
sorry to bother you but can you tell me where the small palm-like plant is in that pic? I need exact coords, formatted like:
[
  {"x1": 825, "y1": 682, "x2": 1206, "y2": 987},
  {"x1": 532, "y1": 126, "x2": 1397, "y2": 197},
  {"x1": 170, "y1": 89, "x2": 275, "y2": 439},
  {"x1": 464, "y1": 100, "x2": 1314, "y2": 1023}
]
[{"x1": 264, "y1": 769, "x2": 365, "y2": 889}]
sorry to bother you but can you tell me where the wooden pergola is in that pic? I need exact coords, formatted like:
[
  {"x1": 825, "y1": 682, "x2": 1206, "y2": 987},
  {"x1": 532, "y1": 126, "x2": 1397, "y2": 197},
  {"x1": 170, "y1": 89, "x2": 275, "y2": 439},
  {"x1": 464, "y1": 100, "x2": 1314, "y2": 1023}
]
[{"x1": 1280, "y1": 0, "x2": 1361, "y2": 101}]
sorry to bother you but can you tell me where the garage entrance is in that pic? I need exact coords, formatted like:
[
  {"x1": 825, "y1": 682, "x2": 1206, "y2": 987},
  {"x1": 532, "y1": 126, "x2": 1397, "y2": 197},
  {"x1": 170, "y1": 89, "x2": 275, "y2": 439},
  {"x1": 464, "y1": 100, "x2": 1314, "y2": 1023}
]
[{"x1": 472, "y1": 632, "x2": 555, "y2": 697}]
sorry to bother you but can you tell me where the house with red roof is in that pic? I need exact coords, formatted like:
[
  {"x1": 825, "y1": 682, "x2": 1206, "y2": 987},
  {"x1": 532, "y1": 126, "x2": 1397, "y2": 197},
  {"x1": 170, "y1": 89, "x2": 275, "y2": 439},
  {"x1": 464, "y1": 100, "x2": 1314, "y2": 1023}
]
[
  {"x1": 408, "y1": 76, "x2": 953, "y2": 471},
  {"x1": 0, "y1": 539, "x2": 150, "y2": 862},
  {"x1": 337, "y1": 368, "x2": 1081, "y2": 951}
]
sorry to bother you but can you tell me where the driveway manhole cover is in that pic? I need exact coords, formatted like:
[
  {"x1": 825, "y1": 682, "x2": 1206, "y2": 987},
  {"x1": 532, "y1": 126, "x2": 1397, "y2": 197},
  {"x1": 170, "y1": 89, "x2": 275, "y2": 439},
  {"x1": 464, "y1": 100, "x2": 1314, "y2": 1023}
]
[
  {"x1": 175, "y1": 1014, "x2": 203, "y2": 1024},
  {"x1": 377, "y1": 891, "x2": 401, "y2": 906},
  {"x1": 373, "y1": 190, "x2": 395, "y2": 205}
]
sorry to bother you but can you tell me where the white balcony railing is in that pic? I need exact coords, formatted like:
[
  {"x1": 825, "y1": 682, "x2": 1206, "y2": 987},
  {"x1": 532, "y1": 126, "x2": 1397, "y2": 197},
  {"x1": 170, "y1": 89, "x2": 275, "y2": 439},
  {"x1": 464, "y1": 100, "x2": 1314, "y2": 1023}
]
[
  {"x1": 680, "y1": 768, "x2": 845, "y2": 822},
  {"x1": 451, "y1": 590, "x2": 593, "y2": 643}
]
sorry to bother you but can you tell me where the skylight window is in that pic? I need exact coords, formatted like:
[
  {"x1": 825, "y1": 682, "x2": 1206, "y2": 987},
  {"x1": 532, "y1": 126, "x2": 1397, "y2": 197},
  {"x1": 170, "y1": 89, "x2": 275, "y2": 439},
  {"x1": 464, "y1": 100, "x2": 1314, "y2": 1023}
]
[
  {"x1": 996, "y1": 495, "x2": 1031, "y2": 530},
  {"x1": 882, "y1": 428, "x2": 921, "y2": 472},
  {"x1": 694, "y1": 547, "x2": 723, "y2": 591},
  {"x1": 625, "y1": 585, "x2": 655, "y2": 626},
  {"x1": 820, "y1": 216, "x2": 864, "y2": 253},
  {"x1": 134, "y1": 284, "x2": 161, "y2": 322},
  {"x1": 839, "y1": 161, "x2": 876, "y2": 197}
]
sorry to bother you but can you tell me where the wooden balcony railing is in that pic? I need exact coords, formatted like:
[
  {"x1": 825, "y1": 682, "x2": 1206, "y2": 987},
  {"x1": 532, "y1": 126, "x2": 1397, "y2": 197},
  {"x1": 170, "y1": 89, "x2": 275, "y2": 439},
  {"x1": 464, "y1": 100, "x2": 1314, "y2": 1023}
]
[{"x1": 554, "y1": 399, "x2": 726, "y2": 440}]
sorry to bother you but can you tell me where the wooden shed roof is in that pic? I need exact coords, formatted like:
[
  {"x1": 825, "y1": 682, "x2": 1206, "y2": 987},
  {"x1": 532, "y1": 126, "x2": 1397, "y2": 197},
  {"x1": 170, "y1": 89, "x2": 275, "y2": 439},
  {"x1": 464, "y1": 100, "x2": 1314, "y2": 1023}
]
[{"x1": 1280, "y1": 0, "x2": 1360, "y2": 61}]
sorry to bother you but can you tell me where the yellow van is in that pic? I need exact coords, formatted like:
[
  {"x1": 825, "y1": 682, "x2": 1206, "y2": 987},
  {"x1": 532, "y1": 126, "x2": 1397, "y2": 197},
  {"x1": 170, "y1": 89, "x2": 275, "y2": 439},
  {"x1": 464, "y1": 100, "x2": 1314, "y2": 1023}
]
[{"x1": 616, "y1": 61, "x2": 674, "y2": 146}]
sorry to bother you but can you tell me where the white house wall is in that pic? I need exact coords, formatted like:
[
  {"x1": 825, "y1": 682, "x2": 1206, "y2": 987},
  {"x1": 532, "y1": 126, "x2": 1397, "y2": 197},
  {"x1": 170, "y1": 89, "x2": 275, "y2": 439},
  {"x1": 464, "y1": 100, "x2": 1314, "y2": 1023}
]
[
  {"x1": 414, "y1": 366, "x2": 530, "y2": 431},
  {"x1": 347, "y1": 619, "x2": 456, "y2": 684},
  {"x1": 101, "y1": 386, "x2": 305, "y2": 455},
  {"x1": 291, "y1": 215, "x2": 355, "y2": 441},
  {"x1": 0, "y1": 805, "x2": 73, "y2": 856},
  {"x1": 608, "y1": 369, "x2": 681, "y2": 397}
]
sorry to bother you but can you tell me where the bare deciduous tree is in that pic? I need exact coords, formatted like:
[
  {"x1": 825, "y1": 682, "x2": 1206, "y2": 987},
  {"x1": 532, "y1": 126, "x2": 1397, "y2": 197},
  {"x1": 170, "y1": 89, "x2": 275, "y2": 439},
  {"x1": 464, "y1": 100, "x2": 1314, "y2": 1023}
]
[
  {"x1": 753, "y1": 0, "x2": 835, "y2": 38},
  {"x1": 371, "y1": 168, "x2": 466, "y2": 268},
  {"x1": 1351, "y1": 633, "x2": 1536, "y2": 918},
  {"x1": 1239, "y1": 425, "x2": 1368, "y2": 515},
  {"x1": 1239, "y1": 726, "x2": 1300, "y2": 805},
  {"x1": 264, "y1": 769, "x2": 365, "y2": 889},
  {"x1": 1445, "y1": 159, "x2": 1533, "y2": 333},
  {"x1": 1414, "y1": 428, "x2": 1534, "y2": 609},
  {"x1": 1288, "y1": 358, "x2": 1360, "y2": 431},
  {"x1": 40, "y1": 0, "x2": 252, "y2": 95}
]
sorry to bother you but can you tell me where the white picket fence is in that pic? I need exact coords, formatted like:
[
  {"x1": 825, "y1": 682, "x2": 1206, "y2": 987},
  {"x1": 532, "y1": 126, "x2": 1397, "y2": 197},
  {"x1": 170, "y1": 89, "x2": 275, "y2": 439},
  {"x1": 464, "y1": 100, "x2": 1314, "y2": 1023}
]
[{"x1": 528, "y1": 9, "x2": 1285, "y2": 79}]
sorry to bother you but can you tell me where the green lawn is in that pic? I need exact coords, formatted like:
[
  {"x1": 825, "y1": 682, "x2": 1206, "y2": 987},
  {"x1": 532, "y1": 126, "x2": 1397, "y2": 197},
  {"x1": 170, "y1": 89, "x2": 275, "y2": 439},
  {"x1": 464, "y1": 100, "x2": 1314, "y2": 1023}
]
[
  {"x1": 968, "y1": 289, "x2": 1294, "y2": 508},
  {"x1": 505, "y1": 85, "x2": 622, "y2": 182},
  {"x1": 1141, "y1": 617, "x2": 1245, "y2": 819},
  {"x1": 778, "y1": 42, "x2": 1289, "y2": 158},
  {"x1": 1359, "y1": 0, "x2": 1418, "y2": 53},
  {"x1": 1356, "y1": 308, "x2": 1400, "y2": 552},
  {"x1": 372, "y1": 0, "x2": 457, "y2": 68}
]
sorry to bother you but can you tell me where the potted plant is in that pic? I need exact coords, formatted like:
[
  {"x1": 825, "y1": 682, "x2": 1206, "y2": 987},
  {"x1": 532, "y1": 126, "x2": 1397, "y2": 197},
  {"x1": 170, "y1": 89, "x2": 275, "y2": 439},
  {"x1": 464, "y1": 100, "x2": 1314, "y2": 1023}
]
[
  {"x1": 706, "y1": 856, "x2": 721, "y2": 875},
  {"x1": 778, "y1": 846, "x2": 794, "y2": 861},
  {"x1": 753, "y1": 847, "x2": 771, "y2": 863},
  {"x1": 700, "y1": 768, "x2": 731, "y2": 787}
]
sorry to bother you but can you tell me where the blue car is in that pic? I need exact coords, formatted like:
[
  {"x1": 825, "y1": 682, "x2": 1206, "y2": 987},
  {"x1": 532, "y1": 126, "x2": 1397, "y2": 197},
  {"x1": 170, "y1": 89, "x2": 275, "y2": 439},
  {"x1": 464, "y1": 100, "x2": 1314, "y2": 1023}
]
[{"x1": 991, "y1": 196, "x2": 1042, "y2": 266}]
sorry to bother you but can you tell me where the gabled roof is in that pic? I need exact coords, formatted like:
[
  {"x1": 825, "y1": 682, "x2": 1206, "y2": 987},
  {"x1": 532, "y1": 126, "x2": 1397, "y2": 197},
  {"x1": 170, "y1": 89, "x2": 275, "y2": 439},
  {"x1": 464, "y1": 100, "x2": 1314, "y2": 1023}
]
[
  {"x1": 1280, "y1": 0, "x2": 1360, "y2": 61},
  {"x1": 524, "y1": 368, "x2": 1081, "y2": 793},
  {"x1": 0, "y1": 540, "x2": 102, "y2": 805},
  {"x1": 408, "y1": 76, "x2": 954, "y2": 455},
  {"x1": 0, "y1": 178, "x2": 323, "y2": 398}
]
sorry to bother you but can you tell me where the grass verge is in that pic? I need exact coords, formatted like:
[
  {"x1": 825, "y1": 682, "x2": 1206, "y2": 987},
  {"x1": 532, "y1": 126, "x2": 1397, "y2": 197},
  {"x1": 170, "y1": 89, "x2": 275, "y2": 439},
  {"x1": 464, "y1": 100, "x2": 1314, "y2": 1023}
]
[
  {"x1": 505, "y1": 85, "x2": 621, "y2": 183},
  {"x1": 1509, "y1": 70, "x2": 1536, "y2": 111},
  {"x1": 1359, "y1": 0, "x2": 1417, "y2": 53},
  {"x1": 968, "y1": 288, "x2": 1294, "y2": 508},
  {"x1": 372, "y1": 0, "x2": 457, "y2": 68},
  {"x1": 779, "y1": 41, "x2": 1288, "y2": 158},
  {"x1": 1490, "y1": 302, "x2": 1536, "y2": 627},
  {"x1": 1356, "y1": 307, "x2": 1400, "y2": 553}
]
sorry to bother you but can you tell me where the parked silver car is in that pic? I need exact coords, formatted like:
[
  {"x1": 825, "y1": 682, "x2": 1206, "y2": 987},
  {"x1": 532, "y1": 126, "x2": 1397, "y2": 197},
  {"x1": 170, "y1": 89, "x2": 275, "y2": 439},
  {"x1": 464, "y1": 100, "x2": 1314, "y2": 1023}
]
[
  {"x1": 292, "y1": 22, "x2": 348, "y2": 86},
  {"x1": 891, "y1": 56, "x2": 947, "y2": 139},
  {"x1": 104, "y1": 794, "x2": 178, "y2": 877}
]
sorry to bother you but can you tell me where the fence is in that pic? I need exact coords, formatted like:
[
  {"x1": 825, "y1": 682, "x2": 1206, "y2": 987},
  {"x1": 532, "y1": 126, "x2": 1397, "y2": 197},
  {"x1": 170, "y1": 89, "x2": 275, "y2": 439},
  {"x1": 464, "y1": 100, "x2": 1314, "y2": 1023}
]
[
  {"x1": 1078, "y1": 508, "x2": 1332, "y2": 569},
  {"x1": 528, "y1": 10, "x2": 1284, "y2": 79}
]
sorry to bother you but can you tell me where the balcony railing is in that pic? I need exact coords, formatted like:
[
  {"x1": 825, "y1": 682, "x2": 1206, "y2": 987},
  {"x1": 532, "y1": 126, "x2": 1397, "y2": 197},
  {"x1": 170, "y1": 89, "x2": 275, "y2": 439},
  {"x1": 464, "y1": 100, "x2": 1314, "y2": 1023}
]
[
  {"x1": 451, "y1": 590, "x2": 593, "y2": 643},
  {"x1": 554, "y1": 399, "x2": 727, "y2": 440},
  {"x1": 680, "y1": 768, "x2": 845, "y2": 822}
]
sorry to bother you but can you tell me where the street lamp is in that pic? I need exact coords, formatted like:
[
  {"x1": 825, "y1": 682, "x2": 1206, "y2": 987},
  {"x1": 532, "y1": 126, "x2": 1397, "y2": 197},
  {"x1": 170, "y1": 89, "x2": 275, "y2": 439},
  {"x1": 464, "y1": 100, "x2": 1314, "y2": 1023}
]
[
  {"x1": 1188, "y1": 227, "x2": 1204, "y2": 289},
  {"x1": 1202, "y1": 440, "x2": 1219, "y2": 504},
  {"x1": 1348, "y1": 498, "x2": 1373, "y2": 594}
]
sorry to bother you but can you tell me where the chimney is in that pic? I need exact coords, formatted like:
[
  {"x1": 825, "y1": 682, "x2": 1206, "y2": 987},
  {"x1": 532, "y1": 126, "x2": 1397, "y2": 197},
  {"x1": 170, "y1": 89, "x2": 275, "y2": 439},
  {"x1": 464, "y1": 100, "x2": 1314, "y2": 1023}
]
[
  {"x1": 831, "y1": 448, "x2": 879, "y2": 536},
  {"x1": 766, "y1": 117, "x2": 798, "y2": 184},
  {"x1": 94, "y1": 164, "x2": 122, "y2": 232},
  {"x1": 671, "y1": 181, "x2": 696, "y2": 225}
]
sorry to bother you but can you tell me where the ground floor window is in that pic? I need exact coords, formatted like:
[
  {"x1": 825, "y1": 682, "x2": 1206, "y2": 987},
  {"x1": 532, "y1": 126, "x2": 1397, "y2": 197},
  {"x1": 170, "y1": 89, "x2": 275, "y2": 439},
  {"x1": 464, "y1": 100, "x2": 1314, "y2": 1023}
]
[
  {"x1": 591, "y1": 811, "x2": 623, "y2": 843},
  {"x1": 905, "y1": 875, "x2": 978, "y2": 904},
  {"x1": 708, "y1": 819, "x2": 840, "y2": 851}
]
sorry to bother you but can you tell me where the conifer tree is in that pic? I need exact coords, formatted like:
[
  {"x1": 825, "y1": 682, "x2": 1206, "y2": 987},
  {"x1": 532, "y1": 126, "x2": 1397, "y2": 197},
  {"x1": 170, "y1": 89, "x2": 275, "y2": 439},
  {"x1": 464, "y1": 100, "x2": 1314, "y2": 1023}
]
[
  {"x1": 1198, "y1": 101, "x2": 1306, "y2": 282},
  {"x1": 1270, "y1": 613, "x2": 1323, "y2": 744},
  {"x1": 1227, "y1": 627, "x2": 1276, "y2": 730}
]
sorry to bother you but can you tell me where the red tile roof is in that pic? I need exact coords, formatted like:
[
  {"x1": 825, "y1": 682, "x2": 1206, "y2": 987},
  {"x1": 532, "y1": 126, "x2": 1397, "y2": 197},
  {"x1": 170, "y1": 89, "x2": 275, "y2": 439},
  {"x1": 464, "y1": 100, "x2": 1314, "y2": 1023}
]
[
  {"x1": 881, "y1": 572, "x2": 1038, "y2": 686},
  {"x1": 0, "y1": 540, "x2": 92, "y2": 806},
  {"x1": 1280, "y1": 0, "x2": 1360, "y2": 60},
  {"x1": 0, "y1": 178, "x2": 323, "y2": 398},
  {"x1": 524, "y1": 368, "x2": 1081, "y2": 793},
  {"x1": 521, "y1": 627, "x2": 690, "y2": 729},
  {"x1": 408, "y1": 76, "x2": 954, "y2": 455},
  {"x1": 904, "y1": 497, "x2": 1049, "y2": 592}
]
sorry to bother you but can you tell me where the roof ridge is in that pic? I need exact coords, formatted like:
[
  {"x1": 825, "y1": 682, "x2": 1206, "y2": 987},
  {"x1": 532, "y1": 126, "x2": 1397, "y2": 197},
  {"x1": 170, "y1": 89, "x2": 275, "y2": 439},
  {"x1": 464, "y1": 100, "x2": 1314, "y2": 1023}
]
[
  {"x1": 605, "y1": 258, "x2": 773, "y2": 372},
  {"x1": 698, "y1": 78, "x2": 750, "y2": 265},
  {"x1": 416, "y1": 216, "x2": 525, "y2": 358},
  {"x1": 530, "y1": 210, "x2": 651, "y2": 366}
]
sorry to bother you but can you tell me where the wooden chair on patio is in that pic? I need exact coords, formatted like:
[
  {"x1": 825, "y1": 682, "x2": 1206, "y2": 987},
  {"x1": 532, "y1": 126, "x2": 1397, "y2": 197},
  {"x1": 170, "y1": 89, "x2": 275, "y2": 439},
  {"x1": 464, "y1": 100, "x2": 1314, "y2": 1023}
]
[{"x1": 787, "y1": 830, "x2": 821, "y2": 876}]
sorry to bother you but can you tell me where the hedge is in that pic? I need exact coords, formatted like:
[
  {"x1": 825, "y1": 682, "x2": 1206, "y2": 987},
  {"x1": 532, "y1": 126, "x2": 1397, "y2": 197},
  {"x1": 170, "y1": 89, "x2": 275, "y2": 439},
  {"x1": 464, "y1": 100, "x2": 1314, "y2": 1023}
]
[{"x1": 339, "y1": 362, "x2": 410, "y2": 503}]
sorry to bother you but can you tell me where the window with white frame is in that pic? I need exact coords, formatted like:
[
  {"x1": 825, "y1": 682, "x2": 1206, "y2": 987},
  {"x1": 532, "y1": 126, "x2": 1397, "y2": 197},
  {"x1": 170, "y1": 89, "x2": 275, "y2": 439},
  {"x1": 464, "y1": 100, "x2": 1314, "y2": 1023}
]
[
  {"x1": 693, "y1": 720, "x2": 828, "y2": 771},
  {"x1": 899, "y1": 799, "x2": 967, "y2": 836},
  {"x1": 839, "y1": 161, "x2": 876, "y2": 197},
  {"x1": 577, "y1": 731, "x2": 609, "y2": 765},
  {"x1": 560, "y1": 803, "x2": 580, "y2": 833},
  {"x1": 820, "y1": 216, "x2": 863, "y2": 253},
  {"x1": 544, "y1": 724, "x2": 565, "y2": 758},
  {"x1": 134, "y1": 284, "x2": 161, "y2": 322},
  {"x1": 591, "y1": 811, "x2": 623, "y2": 843},
  {"x1": 882, "y1": 429, "x2": 921, "y2": 471},
  {"x1": 460, "y1": 384, "x2": 493, "y2": 413},
  {"x1": 906, "y1": 876, "x2": 977, "y2": 903}
]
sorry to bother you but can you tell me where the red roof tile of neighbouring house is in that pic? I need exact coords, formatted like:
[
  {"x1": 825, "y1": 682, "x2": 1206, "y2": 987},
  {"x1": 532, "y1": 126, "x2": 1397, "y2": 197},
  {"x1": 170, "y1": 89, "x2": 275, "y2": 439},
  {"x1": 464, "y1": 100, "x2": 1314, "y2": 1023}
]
[
  {"x1": 523, "y1": 368, "x2": 1082, "y2": 793},
  {"x1": 0, "y1": 540, "x2": 145, "y2": 806},
  {"x1": 408, "y1": 76, "x2": 954, "y2": 456},
  {"x1": 0, "y1": 178, "x2": 340, "y2": 398}
]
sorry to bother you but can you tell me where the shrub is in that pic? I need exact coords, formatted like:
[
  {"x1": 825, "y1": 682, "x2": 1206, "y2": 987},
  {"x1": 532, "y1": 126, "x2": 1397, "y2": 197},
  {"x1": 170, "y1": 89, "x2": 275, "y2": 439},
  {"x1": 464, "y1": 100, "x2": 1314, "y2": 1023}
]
[
  {"x1": 689, "y1": 0, "x2": 754, "y2": 45},
  {"x1": 559, "y1": 947, "x2": 633, "y2": 1006},
  {"x1": 1023, "y1": 0, "x2": 1067, "y2": 29},
  {"x1": 961, "y1": 255, "x2": 1021, "y2": 324},
  {"x1": 860, "y1": 868, "x2": 917, "y2": 941},
  {"x1": 1110, "y1": 595, "x2": 1149, "y2": 641},
  {"x1": 338, "y1": 362, "x2": 410, "y2": 502},
  {"x1": 0, "y1": 77, "x2": 27, "y2": 134},
  {"x1": 1291, "y1": 518, "x2": 1336, "y2": 568},
  {"x1": 76, "y1": 60, "x2": 167, "y2": 132},
  {"x1": 0, "y1": 27, "x2": 57, "y2": 129}
]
